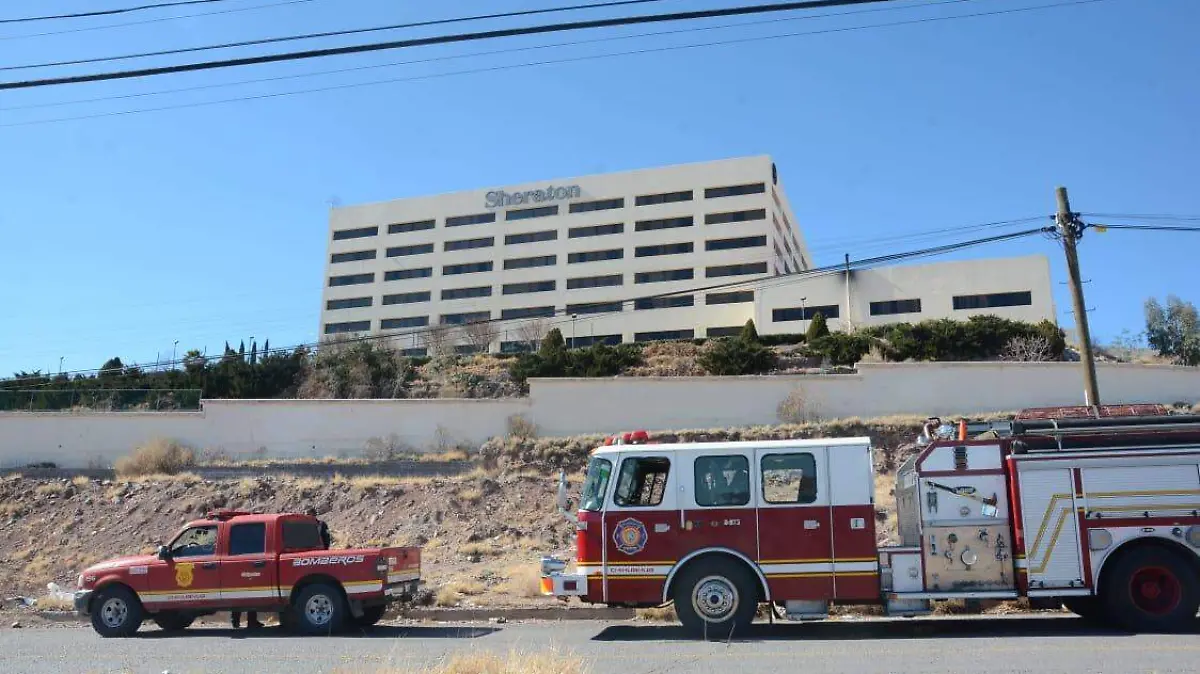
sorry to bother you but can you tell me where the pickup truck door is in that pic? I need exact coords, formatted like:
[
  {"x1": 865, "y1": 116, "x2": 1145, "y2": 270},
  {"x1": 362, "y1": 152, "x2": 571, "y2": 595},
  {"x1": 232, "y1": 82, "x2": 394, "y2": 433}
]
[
  {"x1": 144, "y1": 524, "x2": 222, "y2": 610},
  {"x1": 218, "y1": 521, "x2": 282, "y2": 607}
]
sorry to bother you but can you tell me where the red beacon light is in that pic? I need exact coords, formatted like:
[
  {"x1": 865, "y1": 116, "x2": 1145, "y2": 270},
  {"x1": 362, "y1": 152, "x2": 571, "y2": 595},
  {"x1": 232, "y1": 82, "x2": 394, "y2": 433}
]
[{"x1": 206, "y1": 510, "x2": 252, "y2": 521}]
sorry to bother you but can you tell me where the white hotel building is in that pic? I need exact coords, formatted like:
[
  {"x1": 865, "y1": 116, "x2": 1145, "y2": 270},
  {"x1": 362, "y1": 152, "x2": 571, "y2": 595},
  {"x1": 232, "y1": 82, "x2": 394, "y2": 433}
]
[{"x1": 320, "y1": 156, "x2": 1055, "y2": 353}]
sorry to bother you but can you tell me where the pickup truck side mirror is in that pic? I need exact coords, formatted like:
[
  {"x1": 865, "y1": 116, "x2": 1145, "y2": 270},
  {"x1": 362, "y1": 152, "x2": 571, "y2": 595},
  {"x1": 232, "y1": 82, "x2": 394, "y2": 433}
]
[{"x1": 156, "y1": 544, "x2": 171, "y2": 561}]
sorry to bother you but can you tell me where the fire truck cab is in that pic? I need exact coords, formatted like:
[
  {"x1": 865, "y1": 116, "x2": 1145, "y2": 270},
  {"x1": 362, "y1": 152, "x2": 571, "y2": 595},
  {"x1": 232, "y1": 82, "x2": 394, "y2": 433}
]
[
  {"x1": 543, "y1": 411, "x2": 1200, "y2": 637},
  {"x1": 542, "y1": 435, "x2": 879, "y2": 636}
]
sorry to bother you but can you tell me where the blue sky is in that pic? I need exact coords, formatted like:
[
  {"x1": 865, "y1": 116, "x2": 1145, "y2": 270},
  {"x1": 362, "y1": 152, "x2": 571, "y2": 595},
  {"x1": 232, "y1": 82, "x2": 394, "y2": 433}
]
[{"x1": 1, "y1": 0, "x2": 1197, "y2": 377}]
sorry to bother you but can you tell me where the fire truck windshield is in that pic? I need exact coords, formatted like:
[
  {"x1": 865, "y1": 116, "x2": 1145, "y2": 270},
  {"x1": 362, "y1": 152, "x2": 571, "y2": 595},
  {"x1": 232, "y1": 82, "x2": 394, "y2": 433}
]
[{"x1": 579, "y1": 457, "x2": 612, "y2": 512}]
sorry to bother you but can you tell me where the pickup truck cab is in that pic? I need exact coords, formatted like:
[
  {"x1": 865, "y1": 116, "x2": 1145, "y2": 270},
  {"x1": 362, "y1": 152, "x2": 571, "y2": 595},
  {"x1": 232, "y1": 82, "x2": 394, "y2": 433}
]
[{"x1": 74, "y1": 510, "x2": 420, "y2": 637}]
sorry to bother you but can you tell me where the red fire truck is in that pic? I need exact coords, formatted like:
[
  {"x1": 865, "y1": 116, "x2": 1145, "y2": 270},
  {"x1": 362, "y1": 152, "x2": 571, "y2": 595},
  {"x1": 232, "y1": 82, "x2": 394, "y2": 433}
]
[{"x1": 541, "y1": 410, "x2": 1200, "y2": 637}]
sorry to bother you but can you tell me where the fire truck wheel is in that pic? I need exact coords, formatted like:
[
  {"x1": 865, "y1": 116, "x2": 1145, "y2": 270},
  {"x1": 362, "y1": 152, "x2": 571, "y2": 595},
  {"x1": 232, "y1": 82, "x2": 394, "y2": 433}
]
[
  {"x1": 1061, "y1": 596, "x2": 1106, "y2": 623},
  {"x1": 152, "y1": 612, "x2": 195, "y2": 632},
  {"x1": 672, "y1": 559, "x2": 758, "y2": 639},
  {"x1": 351, "y1": 604, "x2": 387, "y2": 628},
  {"x1": 292, "y1": 583, "x2": 347, "y2": 635},
  {"x1": 1102, "y1": 545, "x2": 1199, "y2": 633},
  {"x1": 90, "y1": 585, "x2": 144, "y2": 638}
]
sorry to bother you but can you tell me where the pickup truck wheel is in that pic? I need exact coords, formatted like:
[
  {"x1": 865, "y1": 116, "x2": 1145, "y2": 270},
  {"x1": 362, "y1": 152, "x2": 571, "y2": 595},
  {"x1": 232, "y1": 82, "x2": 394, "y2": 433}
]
[
  {"x1": 672, "y1": 559, "x2": 758, "y2": 640},
  {"x1": 1102, "y1": 545, "x2": 1199, "y2": 632},
  {"x1": 293, "y1": 583, "x2": 346, "y2": 635},
  {"x1": 90, "y1": 586, "x2": 144, "y2": 638},
  {"x1": 352, "y1": 605, "x2": 387, "y2": 628},
  {"x1": 152, "y1": 612, "x2": 194, "y2": 632}
]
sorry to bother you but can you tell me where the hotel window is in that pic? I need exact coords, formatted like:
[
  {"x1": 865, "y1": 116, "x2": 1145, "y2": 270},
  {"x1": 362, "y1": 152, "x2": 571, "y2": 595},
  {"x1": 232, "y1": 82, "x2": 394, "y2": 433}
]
[
  {"x1": 705, "y1": 183, "x2": 765, "y2": 199},
  {"x1": 505, "y1": 229, "x2": 558, "y2": 245},
  {"x1": 442, "y1": 285, "x2": 492, "y2": 300},
  {"x1": 444, "y1": 236, "x2": 494, "y2": 252},
  {"x1": 384, "y1": 267, "x2": 432, "y2": 281},
  {"x1": 635, "y1": 329, "x2": 695, "y2": 341},
  {"x1": 870, "y1": 299, "x2": 923, "y2": 316},
  {"x1": 441, "y1": 311, "x2": 491, "y2": 325},
  {"x1": 569, "y1": 222, "x2": 623, "y2": 238},
  {"x1": 445, "y1": 212, "x2": 496, "y2": 227},
  {"x1": 503, "y1": 254, "x2": 557, "y2": 270},
  {"x1": 635, "y1": 242, "x2": 693, "y2": 257},
  {"x1": 635, "y1": 268, "x2": 693, "y2": 284},
  {"x1": 705, "y1": 209, "x2": 767, "y2": 225},
  {"x1": 569, "y1": 198, "x2": 624, "y2": 213},
  {"x1": 705, "y1": 262, "x2": 767, "y2": 278},
  {"x1": 635, "y1": 190, "x2": 692, "y2": 206},
  {"x1": 502, "y1": 280, "x2": 556, "y2": 295},
  {"x1": 634, "y1": 295, "x2": 694, "y2": 310},
  {"x1": 706, "y1": 235, "x2": 767, "y2": 251},
  {"x1": 386, "y1": 243, "x2": 434, "y2": 257},
  {"x1": 387, "y1": 219, "x2": 435, "y2": 234},
  {"x1": 568, "y1": 248, "x2": 623, "y2": 264},
  {"x1": 506, "y1": 205, "x2": 559, "y2": 221},
  {"x1": 380, "y1": 316, "x2": 429, "y2": 330},
  {"x1": 566, "y1": 274, "x2": 622, "y2": 290},
  {"x1": 383, "y1": 291, "x2": 431, "y2": 305},
  {"x1": 773, "y1": 304, "x2": 840, "y2": 322},
  {"x1": 332, "y1": 226, "x2": 377, "y2": 241},
  {"x1": 324, "y1": 321, "x2": 370, "y2": 334},
  {"x1": 952, "y1": 291, "x2": 1033, "y2": 310},
  {"x1": 443, "y1": 261, "x2": 493, "y2": 275},
  {"x1": 635, "y1": 216, "x2": 693, "y2": 232},
  {"x1": 567, "y1": 301, "x2": 623, "y2": 315},
  {"x1": 501, "y1": 306, "x2": 555, "y2": 319},
  {"x1": 330, "y1": 249, "x2": 376, "y2": 263},
  {"x1": 706, "y1": 291, "x2": 754, "y2": 305},
  {"x1": 325, "y1": 297, "x2": 372, "y2": 310},
  {"x1": 328, "y1": 273, "x2": 374, "y2": 287}
]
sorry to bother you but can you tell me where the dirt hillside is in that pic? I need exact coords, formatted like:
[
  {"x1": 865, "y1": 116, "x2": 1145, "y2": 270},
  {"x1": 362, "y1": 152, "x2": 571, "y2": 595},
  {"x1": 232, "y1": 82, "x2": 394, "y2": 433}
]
[{"x1": 0, "y1": 417, "x2": 946, "y2": 609}]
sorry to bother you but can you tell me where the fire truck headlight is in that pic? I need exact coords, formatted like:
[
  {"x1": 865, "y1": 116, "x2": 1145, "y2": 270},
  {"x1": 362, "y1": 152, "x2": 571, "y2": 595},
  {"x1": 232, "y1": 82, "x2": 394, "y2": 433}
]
[
  {"x1": 1088, "y1": 529, "x2": 1113, "y2": 551},
  {"x1": 1186, "y1": 526, "x2": 1200, "y2": 548}
]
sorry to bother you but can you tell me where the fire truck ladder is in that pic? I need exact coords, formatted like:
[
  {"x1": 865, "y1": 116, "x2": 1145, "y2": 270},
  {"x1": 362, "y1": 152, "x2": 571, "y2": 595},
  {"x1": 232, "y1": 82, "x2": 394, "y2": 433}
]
[{"x1": 1010, "y1": 414, "x2": 1200, "y2": 453}]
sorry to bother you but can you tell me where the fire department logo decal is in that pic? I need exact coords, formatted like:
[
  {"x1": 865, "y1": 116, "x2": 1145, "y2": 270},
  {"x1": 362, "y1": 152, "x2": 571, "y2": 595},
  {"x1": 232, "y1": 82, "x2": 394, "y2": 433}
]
[
  {"x1": 174, "y1": 562, "x2": 195, "y2": 588},
  {"x1": 613, "y1": 518, "x2": 648, "y2": 556}
]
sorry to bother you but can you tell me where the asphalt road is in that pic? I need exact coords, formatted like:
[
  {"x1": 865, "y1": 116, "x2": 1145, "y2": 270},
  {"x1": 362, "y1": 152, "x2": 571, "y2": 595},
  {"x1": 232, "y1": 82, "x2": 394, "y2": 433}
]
[{"x1": 2, "y1": 616, "x2": 1198, "y2": 674}]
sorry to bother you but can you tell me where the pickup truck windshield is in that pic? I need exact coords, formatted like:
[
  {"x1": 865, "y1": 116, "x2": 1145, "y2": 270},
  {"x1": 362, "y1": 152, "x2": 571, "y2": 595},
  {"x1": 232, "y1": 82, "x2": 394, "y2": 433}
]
[{"x1": 579, "y1": 457, "x2": 612, "y2": 512}]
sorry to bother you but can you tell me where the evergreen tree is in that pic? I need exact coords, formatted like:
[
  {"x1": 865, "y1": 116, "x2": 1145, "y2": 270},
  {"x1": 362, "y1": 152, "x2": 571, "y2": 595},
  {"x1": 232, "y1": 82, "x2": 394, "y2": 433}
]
[
  {"x1": 806, "y1": 312, "x2": 830, "y2": 341},
  {"x1": 740, "y1": 319, "x2": 760, "y2": 343}
]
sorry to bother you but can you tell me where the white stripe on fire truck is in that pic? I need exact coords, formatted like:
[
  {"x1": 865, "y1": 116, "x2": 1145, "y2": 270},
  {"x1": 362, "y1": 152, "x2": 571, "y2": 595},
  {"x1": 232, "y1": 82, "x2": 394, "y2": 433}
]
[
  {"x1": 387, "y1": 572, "x2": 419, "y2": 584},
  {"x1": 574, "y1": 561, "x2": 878, "y2": 577},
  {"x1": 760, "y1": 561, "x2": 878, "y2": 575}
]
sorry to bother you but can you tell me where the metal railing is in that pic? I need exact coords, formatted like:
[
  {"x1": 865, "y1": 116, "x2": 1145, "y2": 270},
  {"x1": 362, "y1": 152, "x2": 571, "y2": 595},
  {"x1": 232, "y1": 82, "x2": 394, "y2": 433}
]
[{"x1": 0, "y1": 389, "x2": 202, "y2": 412}]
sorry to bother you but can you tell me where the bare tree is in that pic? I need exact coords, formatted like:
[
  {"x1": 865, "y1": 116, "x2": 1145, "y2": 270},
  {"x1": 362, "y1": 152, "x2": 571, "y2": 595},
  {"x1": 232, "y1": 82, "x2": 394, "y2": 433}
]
[
  {"x1": 458, "y1": 319, "x2": 497, "y2": 354},
  {"x1": 515, "y1": 317, "x2": 550, "y2": 351},
  {"x1": 1001, "y1": 335, "x2": 1055, "y2": 362},
  {"x1": 422, "y1": 323, "x2": 454, "y2": 357}
]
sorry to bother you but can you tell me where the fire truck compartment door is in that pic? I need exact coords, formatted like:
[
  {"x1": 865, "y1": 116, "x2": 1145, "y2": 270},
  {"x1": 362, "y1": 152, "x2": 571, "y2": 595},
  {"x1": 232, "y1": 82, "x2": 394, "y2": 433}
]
[
  {"x1": 1018, "y1": 468, "x2": 1084, "y2": 589},
  {"x1": 755, "y1": 447, "x2": 834, "y2": 600}
]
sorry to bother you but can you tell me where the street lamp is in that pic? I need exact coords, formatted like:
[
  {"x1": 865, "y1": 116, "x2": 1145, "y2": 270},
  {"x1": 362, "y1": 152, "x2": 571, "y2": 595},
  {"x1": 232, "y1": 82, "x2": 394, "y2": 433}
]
[
  {"x1": 172, "y1": 340, "x2": 179, "y2": 369},
  {"x1": 58, "y1": 356, "x2": 64, "y2": 376},
  {"x1": 571, "y1": 314, "x2": 578, "y2": 348},
  {"x1": 800, "y1": 297, "x2": 808, "y2": 333}
]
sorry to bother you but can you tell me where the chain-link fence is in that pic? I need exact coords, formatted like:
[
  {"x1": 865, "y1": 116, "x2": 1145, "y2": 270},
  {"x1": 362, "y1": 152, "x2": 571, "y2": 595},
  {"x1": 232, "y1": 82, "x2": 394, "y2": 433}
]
[{"x1": 0, "y1": 389, "x2": 202, "y2": 412}]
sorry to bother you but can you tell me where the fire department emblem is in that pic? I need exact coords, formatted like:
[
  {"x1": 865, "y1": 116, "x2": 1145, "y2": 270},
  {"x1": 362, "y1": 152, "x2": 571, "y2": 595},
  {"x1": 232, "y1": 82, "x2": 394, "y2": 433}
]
[
  {"x1": 175, "y1": 562, "x2": 195, "y2": 588},
  {"x1": 613, "y1": 518, "x2": 648, "y2": 556}
]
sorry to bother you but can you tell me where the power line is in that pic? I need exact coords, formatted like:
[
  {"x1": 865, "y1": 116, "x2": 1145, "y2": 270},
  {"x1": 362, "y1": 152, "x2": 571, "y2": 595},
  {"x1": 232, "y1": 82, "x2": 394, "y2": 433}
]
[
  {"x1": 0, "y1": 223, "x2": 1052, "y2": 385},
  {"x1": 1081, "y1": 212, "x2": 1200, "y2": 222},
  {"x1": 0, "y1": 0, "x2": 908, "y2": 90},
  {"x1": 2, "y1": 0, "x2": 674, "y2": 70},
  {"x1": 1, "y1": 0, "x2": 317, "y2": 41},
  {"x1": 1089, "y1": 223, "x2": 1200, "y2": 233},
  {"x1": 0, "y1": 0, "x2": 1116, "y2": 127},
  {"x1": 1, "y1": 0, "x2": 980, "y2": 112},
  {"x1": 0, "y1": 0, "x2": 230, "y2": 24}
]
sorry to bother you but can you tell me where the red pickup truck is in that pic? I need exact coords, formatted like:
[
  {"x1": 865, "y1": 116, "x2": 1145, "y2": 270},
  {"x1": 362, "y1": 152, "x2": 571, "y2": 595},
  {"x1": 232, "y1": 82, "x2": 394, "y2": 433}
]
[{"x1": 73, "y1": 510, "x2": 420, "y2": 637}]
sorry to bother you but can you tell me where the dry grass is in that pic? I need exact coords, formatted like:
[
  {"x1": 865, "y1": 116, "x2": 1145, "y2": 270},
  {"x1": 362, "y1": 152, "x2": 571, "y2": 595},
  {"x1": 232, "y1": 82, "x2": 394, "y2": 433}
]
[
  {"x1": 125, "y1": 472, "x2": 201, "y2": 484},
  {"x1": 496, "y1": 564, "x2": 543, "y2": 599},
  {"x1": 635, "y1": 605, "x2": 677, "y2": 622},
  {"x1": 34, "y1": 482, "x2": 69, "y2": 497},
  {"x1": 417, "y1": 449, "x2": 470, "y2": 462},
  {"x1": 115, "y1": 438, "x2": 196, "y2": 477},
  {"x1": 36, "y1": 594, "x2": 74, "y2": 611},
  {"x1": 458, "y1": 542, "x2": 501, "y2": 558},
  {"x1": 435, "y1": 580, "x2": 488, "y2": 606},
  {"x1": 456, "y1": 487, "x2": 484, "y2": 505},
  {"x1": 341, "y1": 649, "x2": 585, "y2": 674},
  {"x1": 71, "y1": 476, "x2": 91, "y2": 488}
]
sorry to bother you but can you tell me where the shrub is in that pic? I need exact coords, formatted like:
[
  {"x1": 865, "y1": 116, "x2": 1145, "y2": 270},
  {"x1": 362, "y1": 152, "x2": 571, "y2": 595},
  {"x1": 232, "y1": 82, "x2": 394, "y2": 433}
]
[
  {"x1": 508, "y1": 342, "x2": 642, "y2": 387},
  {"x1": 866, "y1": 315, "x2": 1066, "y2": 362},
  {"x1": 776, "y1": 387, "x2": 819, "y2": 423},
  {"x1": 115, "y1": 438, "x2": 196, "y2": 477},
  {"x1": 809, "y1": 333, "x2": 876, "y2": 366},
  {"x1": 698, "y1": 337, "x2": 777, "y2": 375},
  {"x1": 806, "y1": 312, "x2": 830, "y2": 341},
  {"x1": 506, "y1": 414, "x2": 538, "y2": 439},
  {"x1": 740, "y1": 319, "x2": 760, "y2": 343}
]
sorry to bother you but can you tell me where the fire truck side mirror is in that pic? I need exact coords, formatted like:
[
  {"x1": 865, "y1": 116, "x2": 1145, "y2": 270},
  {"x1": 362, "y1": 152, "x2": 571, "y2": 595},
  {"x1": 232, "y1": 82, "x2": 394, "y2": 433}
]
[
  {"x1": 155, "y1": 544, "x2": 171, "y2": 561},
  {"x1": 556, "y1": 470, "x2": 571, "y2": 512}
]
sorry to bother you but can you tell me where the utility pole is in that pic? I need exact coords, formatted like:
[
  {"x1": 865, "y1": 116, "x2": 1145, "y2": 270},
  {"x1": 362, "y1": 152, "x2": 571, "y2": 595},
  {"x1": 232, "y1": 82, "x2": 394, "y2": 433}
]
[{"x1": 1056, "y1": 186, "x2": 1101, "y2": 407}]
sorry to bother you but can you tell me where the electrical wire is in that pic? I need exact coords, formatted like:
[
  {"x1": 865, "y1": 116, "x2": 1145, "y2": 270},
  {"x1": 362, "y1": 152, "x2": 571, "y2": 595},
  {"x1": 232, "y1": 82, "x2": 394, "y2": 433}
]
[
  {"x1": 1088, "y1": 223, "x2": 1200, "y2": 233},
  {"x1": 1, "y1": 0, "x2": 981, "y2": 112},
  {"x1": 0, "y1": 0, "x2": 1117, "y2": 127},
  {"x1": 1, "y1": 0, "x2": 674, "y2": 70},
  {"x1": 0, "y1": 223, "x2": 1052, "y2": 385},
  {"x1": 0, "y1": 0, "x2": 913, "y2": 89},
  {"x1": 1081, "y1": 212, "x2": 1200, "y2": 222},
  {"x1": 0, "y1": 0, "x2": 231, "y2": 24},
  {"x1": 0, "y1": 0, "x2": 317, "y2": 42}
]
